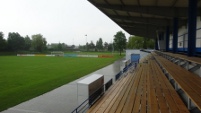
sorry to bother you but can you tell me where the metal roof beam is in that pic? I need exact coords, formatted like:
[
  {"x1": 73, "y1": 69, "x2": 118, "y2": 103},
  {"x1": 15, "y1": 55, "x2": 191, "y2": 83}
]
[
  {"x1": 126, "y1": 30, "x2": 157, "y2": 38},
  {"x1": 120, "y1": 23, "x2": 165, "y2": 30},
  {"x1": 126, "y1": 29, "x2": 157, "y2": 34},
  {"x1": 111, "y1": 15, "x2": 187, "y2": 27},
  {"x1": 124, "y1": 26, "x2": 165, "y2": 34},
  {"x1": 96, "y1": 4, "x2": 201, "y2": 17},
  {"x1": 125, "y1": 28, "x2": 158, "y2": 37}
]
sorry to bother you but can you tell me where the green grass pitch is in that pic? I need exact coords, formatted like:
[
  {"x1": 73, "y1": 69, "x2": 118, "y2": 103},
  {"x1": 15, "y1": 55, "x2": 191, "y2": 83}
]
[{"x1": 0, "y1": 55, "x2": 122, "y2": 111}]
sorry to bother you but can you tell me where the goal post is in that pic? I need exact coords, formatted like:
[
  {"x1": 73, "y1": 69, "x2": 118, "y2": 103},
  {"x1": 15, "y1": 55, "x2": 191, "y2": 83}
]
[{"x1": 51, "y1": 51, "x2": 64, "y2": 57}]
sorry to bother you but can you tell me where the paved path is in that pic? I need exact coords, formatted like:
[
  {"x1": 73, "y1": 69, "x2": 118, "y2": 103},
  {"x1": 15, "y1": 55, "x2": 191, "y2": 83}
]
[{"x1": 1, "y1": 59, "x2": 124, "y2": 113}]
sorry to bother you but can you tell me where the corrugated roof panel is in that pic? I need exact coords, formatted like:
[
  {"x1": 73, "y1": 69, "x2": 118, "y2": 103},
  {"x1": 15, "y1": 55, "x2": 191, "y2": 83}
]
[
  {"x1": 92, "y1": 0, "x2": 106, "y2": 4},
  {"x1": 107, "y1": 0, "x2": 122, "y2": 5},
  {"x1": 114, "y1": 19, "x2": 123, "y2": 22},
  {"x1": 157, "y1": 0, "x2": 175, "y2": 7},
  {"x1": 140, "y1": 0, "x2": 157, "y2": 6},
  {"x1": 116, "y1": 10, "x2": 129, "y2": 16},
  {"x1": 124, "y1": 20, "x2": 133, "y2": 23},
  {"x1": 102, "y1": 8, "x2": 116, "y2": 15},
  {"x1": 141, "y1": 14, "x2": 154, "y2": 18},
  {"x1": 123, "y1": 0, "x2": 139, "y2": 5},
  {"x1": 174, "y1": 0, "x2": 188, "y2": 7},
  {"x1": 129, "y1": 12, "x2": 141, "y2": 17},
  {"x1": 199, "y1": 1, "x2": 201, "y2": 7}
]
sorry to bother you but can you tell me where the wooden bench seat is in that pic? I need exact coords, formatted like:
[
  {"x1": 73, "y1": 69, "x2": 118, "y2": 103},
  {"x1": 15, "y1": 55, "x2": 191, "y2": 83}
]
[
  {"x1": 87, "y1": 67, "x2": 140, "y2": 113},
  {"x1": 87, "y1": 64, "x2": 143, "y2": 113},
  {"x1": 164, "y1": 52, "x2": 201, "y2": 65},
  {"x1": 153, "y1": 53, "x2": 201, "y2": 111},
  {"x1": 156, "y1": 51, "x2": 201, "y2": 65},
  {"x1": 148, "y1": 59, "x2": 189, "y2": 113},
  {"x1": 87, "y1": 56, "x2": 189, "y2": 113}
]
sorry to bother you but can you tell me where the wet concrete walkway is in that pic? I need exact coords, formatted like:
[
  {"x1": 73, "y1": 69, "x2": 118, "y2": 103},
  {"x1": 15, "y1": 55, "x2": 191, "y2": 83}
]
[{"x1": 1, "y1": 58, "x2": 124, "y2": 113}]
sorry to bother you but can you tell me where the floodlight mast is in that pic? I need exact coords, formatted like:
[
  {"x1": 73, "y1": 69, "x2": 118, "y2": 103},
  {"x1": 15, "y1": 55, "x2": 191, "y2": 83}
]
[{"x1": 85, "y1": 34, "x2": 87, "y2": 51}]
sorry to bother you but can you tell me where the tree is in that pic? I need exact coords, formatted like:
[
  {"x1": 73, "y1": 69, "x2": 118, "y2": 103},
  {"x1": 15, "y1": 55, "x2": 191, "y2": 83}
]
[
  {"x1": 24, "y1": 35, "x2": 32, "y2": 51},
  {"x1": 113, "y1": 31, "x2": 127, "y2": 55},
  {"x1": 89, "y1": 41, "x2": 95, "y2": 51},
  {"x1": 7, "y1": 32, "x2": 25, "y2": 51},
  {"x1": 127, "y1": 36, "x2": 155, "y2": 49},
  {"x1": 31, "y1": 34, "x2": 47, "y2": 52},
  {"x1": 96, "y1": 38, "x2": 103, "y2": 51},
  {"x1": 127, "y1": 36, "x2": 144, "y2": 49},
  {"x1": 57, "y1": 43, "x2": 62, "y2": 50},
  {"x1": 108, "y1": 43, "x2": 113, "y2": 52},
  {"x1": 0, "y1": 32, "x2": 7, "y2": 51},
  {"x1": 104, "y1": 42, "x2": 108, "y2": 51},
  {"x1": 61, "y1": 43, "x2": 67, "y2": 50},
  {"x1": 79, "y1": 45, "x2": 85, "y2": 51},
  {"x1": 146, "y1": 39, "x2": 155, "y2": 49},
  {"x1": 86, "y1": 42, "x2": 89, "y2": 51}
]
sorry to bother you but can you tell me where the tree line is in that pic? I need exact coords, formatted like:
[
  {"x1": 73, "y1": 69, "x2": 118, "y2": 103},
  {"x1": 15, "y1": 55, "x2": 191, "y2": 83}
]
[
  {"x1": 79, "y1": 38, "x2": 114, "y2": 52},
  {"x1": 0, "y1": 32, "x2": 46, "y2": 52},
  {"x1": 0, "y1": 31, "x2": 115, "y2": 53},
  {"x1": 0, "y1": 31, "x2": 155, "y2": 54}
]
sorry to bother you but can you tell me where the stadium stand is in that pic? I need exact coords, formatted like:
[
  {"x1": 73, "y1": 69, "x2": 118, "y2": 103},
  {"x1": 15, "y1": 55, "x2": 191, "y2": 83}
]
[{"x1": 87, "y1": 55, "x2": 189, "y2": 113}]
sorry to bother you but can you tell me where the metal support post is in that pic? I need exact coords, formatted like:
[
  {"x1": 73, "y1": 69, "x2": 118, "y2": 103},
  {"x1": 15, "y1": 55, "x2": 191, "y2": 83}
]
[
  {"x1": 188, "y1": 97, "x2": 192, "y2": 109},
  {"x1": 187, "y1": 0, "x2": 198, "y2": 56}
]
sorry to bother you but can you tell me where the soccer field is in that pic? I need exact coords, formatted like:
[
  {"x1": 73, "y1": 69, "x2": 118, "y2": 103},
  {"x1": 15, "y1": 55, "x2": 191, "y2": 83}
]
[{"x1": 0, "y1": 55, "x2": 122, "y2": 111}]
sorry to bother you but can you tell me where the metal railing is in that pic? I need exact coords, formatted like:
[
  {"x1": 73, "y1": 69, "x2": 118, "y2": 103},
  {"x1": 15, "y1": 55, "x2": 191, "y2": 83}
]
[
  {"x1": 71, "y1": 79, "x2": 113, "y2": 113},
  {"x1": 115, "y1": 71, "x2": 122, "y2": 80},
  {"x1": 71, "y1": 62, "x2": 137, "y2": 113},
  {"x1": 105, "y1": 79, "x2": 113, "y2": 91},
  {"x1": 115, "y1": 62, "x2": 137, "y2": 81}
]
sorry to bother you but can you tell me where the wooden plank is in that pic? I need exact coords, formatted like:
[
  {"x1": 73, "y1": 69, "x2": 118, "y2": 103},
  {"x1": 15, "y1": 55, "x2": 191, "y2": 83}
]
[
  {"x1": 164, "y1": 91, "x2": 179, "y2": 112},
  {"x1": 149, "y1": 57, "x2": 190, "y2": 113},
  {"x1": 121, "y1": 66, "x2": 143, "y2": 113},
  {"x1": 87, "y1": 71, "x2": 132, "y2": 113},
  {"x1": 140, "y1": 104, "x2": 147, "y2": 113},
  {"x1": 107, "y1": 69, "x2": 138, "y2": 113},
  {"x1": 150, "y1": 104, "x2": 159, "y2": 113},
  {"x1": 132, "y1": 95, "x2": 141, "y2": 113}
]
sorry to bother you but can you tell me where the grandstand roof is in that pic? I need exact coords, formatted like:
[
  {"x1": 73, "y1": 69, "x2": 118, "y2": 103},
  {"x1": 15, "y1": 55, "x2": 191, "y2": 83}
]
[{"x1": 88, "y1": 0, "x2": 201, "y2": 39}]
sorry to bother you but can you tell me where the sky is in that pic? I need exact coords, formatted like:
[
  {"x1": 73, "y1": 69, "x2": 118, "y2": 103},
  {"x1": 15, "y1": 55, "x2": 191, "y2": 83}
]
[{"x1": 0, "y1": 0, "x2": 130, "y2": 45}]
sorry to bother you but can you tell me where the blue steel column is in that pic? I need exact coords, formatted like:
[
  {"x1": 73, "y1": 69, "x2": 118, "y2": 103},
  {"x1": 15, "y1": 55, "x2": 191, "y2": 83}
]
[
  {"x1": 166, "y1": 26, "x2": 170, "y2": 52},
  {"x1": 155, "y1": 38, "x2": 159, "y2": 50},
  {"x1": 173, "y1": 18, "x2": 178, "y2": 53},
  {"x1": 187, "y1": 0, "x2": 197, "y2": 56}
]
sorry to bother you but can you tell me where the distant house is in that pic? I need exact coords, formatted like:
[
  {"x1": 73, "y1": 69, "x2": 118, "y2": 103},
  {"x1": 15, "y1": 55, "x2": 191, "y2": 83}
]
[
  {"x1": 47, "y1": 43, "x2": 68, "y2": 51},
  {"x1": 66, "y1": 45, "x2": 79, "y2": 51},
  {"x1": 47, "y1": 43, "x2": 59, "y2": 50}
]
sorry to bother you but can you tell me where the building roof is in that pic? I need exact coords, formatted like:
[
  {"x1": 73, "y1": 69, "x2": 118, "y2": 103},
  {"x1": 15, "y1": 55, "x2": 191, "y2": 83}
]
[{"x1": 88, "y1": 0, "x2": 201, "y2": 39}]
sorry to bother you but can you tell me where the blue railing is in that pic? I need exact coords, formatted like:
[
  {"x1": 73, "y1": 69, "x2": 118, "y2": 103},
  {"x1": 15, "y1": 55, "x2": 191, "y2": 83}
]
[
  {"x1": 115, "y1": 62, "x2": 137, "y2": 81},
  {"x1": 123, "y1": 62, "x2": 135, "y2": 73},
  {"x1": 115, "y1": 71, "x2": 122, "y2": 80},
  {"x1": 105, "y1": 79, "x2": 113, "y2": 91}
]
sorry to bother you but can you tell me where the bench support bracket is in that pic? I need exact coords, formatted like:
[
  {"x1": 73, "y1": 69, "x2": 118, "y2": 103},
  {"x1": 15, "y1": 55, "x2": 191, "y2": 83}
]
[
  {"x1": 188, "y1": 97, "x2": 192, "y2": 110},
  {"x1": 188, "y1": 64, "x2": 200, "y2": 72},
  {"x1": 175, "y1": 82, "x2": 179, "y2": 91}
]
